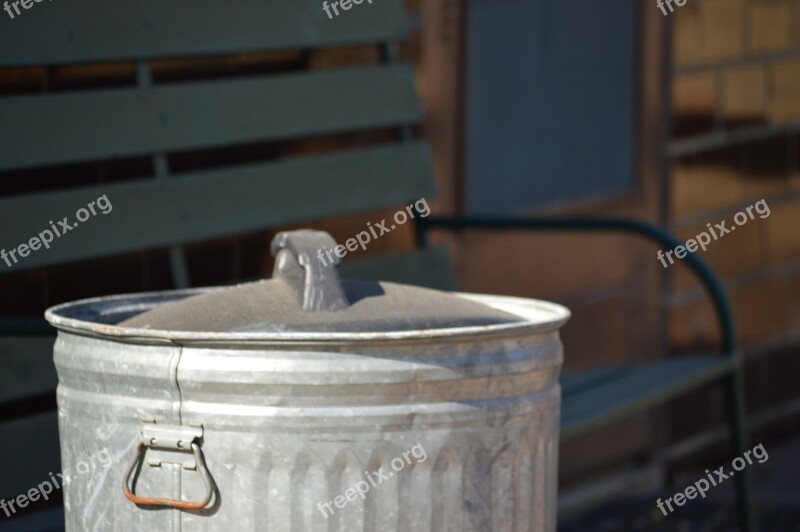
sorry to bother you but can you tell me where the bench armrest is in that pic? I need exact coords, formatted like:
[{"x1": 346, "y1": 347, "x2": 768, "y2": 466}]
[{"x1": 415, "y1": 215, "x2": 738, "y2": 360}]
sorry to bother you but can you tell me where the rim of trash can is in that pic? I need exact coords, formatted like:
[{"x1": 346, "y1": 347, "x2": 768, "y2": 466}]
[{"x1": 45, "y1": 288, "x2": 570, "y2": 347}]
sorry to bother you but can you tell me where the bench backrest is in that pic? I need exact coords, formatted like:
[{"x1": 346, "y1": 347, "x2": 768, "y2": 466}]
[{"x1": 0, "y1": 0, "x2": 434, "y2": 272}]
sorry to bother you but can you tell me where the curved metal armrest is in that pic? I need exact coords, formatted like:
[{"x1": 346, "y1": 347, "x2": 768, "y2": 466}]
[{"x1": 415, "y1": 215, "x2": 738, "y2": 359}]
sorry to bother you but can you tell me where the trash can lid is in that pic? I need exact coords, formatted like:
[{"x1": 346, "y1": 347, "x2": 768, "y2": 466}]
[{"x1": 119, "y1": 230, "x2": 523, "y2": 334}]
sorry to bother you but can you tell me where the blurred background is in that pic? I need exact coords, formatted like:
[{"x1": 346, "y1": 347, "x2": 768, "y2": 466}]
[{"x1": 0, "y1": 0, "x2": 798, "y2": 530}]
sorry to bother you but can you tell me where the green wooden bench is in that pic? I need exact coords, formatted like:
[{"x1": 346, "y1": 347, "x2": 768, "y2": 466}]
[
  {"x1": 0, "y1": 1, "x2": 449, "y2": 526},
  {"x1": 0, "y1": 2, "x2": 753, "y2": 531}
]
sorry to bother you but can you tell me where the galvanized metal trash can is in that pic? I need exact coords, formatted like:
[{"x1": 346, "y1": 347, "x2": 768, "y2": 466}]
[{"x1": 46, "y1": 229, "x2": 570, "y2": 531}]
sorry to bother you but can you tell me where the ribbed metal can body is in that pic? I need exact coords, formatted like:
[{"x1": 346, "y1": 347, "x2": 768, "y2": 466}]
[{"x1": 48, "y1": 291, "x2": 568, "y2": 532}]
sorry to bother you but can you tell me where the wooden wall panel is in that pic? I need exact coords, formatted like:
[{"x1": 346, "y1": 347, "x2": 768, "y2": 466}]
[{"x1": 422, "y1": 0, "x2": 669, "y2": 484}]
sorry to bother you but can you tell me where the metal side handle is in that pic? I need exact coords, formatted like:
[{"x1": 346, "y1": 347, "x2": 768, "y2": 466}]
[{"x1": 122, "y1": 421, "x2": 214, "y2": 510}]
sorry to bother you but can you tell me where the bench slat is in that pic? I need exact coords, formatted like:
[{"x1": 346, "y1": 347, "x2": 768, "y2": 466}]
[
  {"x1": 0, "y1": 0, "x2": 407, "y2": 67},
  {"x1": 561, "y1": 356, "x2": 734, "y2": 442},
  {"x1": 0, "y1": 142, "x2": 433, "y2": 271},
  {"x1": 340, "y1": 247, "x2": 457, "y2": 290},
  {"x1": 0, "y1": 65, "x2": 421, "y2": 171},
  {"x1": 0, "y1": 505, "x2": 64, "y2": 531},
  {"x1": 0, "y1": 337, "x2": 56, "y2": 406},
  {"x1": 560, "y1": 365, "x2": 628, "y2": 396}
]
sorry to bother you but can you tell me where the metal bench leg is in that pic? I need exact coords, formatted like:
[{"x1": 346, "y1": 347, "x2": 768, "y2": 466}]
[{"x1": 727, "y1": 368, "x2": 756, "y2": 532}]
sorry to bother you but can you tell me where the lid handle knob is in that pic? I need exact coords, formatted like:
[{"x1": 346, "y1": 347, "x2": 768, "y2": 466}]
[{"x1": 270, "y1": 230, "x2": 349, "y2": 312}]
